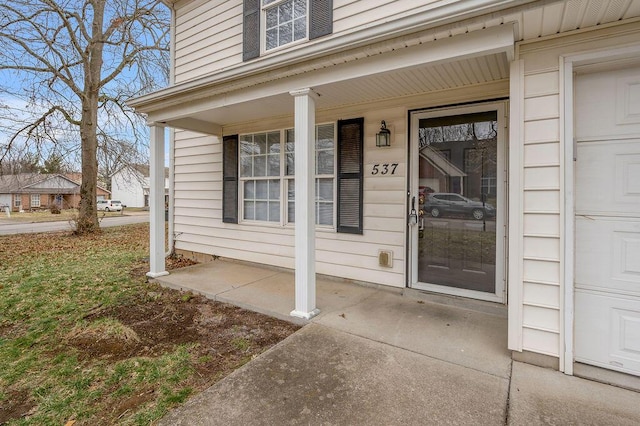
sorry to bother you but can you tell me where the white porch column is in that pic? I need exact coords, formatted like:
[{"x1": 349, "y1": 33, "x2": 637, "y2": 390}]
[
  {"x1": 289, "y1": 88, "x2": 319, "y2": 319},
  {"x1": 147, "y1": 124, "x2": 169, "y2": 278}
]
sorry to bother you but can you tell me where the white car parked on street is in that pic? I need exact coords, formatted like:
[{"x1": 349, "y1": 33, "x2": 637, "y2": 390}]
[{"x1": 97, "y1": 200, "x2": 123, "y2": 212}]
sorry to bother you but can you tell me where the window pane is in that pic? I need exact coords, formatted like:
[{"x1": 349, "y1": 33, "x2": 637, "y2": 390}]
[
  {"x1": 288, "y1": 179, "x2": 295, "y2": 200},
  {"x1": 269, "y1": 179, "x2": 280, "y2": 199},
  {"x1": 266, "y1": 28, "x2": 278, "y2": 50},
  {"x1": 255, "y1": 201, "x2": 268, "y2": 221},
  {"x1": 254, "y1": 155, "x2": 266, "y2": 176},
  {"x1": 244, "y1": 180, "x2": 255, "y2": 198},
  {"x1": 317, "y1": 150, "x2": 334, "y2": 174},
  {"x1": 317, "y1": 202, "x2": 333, "y2": 225},
  {"x1": 279, "y1": 1, "x2": 292, "y2": 21},
  {"x1": 286, "y1": 129, "x2": 295, "y2": 175},
  {"x1": 286, "y1": 153, "x2": 295, "y2": 176},
  {"x1": 256, "y1": 180, "x2": 268, "y2": 199},
  {"x1": 293, "y1": 0, "x2": 306, "y2": 18},
  {"x1": 268, "y1": 154, "x2": 280, "y2": 176},
  {"x1": 266, "y1": 8, "x2": 278, "y2": 28},
  {"x1": 294, "y1": 17, "x2": 306, "y2": 41},
  {"x1": 317, "y1": 178, "x2": 333, "y2": 201},
  {"x1": 280, "y1": 21, "x2": 292, "y2": 45},
  {"x1": 244, "y1": 201, "x2": 255, "y2": 220},
  {"x1": 269, "y1": 201, "x2": 280, "y2": 222},
  {"x1": 317, "y1": 124, "x2": 334, "y2": 149},
  {"x1": 240, "y1": 155, "x2": 252, "y2": 177},
  {"x1": 287, "y1": 179, "x2": 295, "y2": 223},
  {"x1": 262, "y1": 0, "x2": 278, "y2": 6},
  {"x1": 267, "y1": 139, "x2": 280, "y2": 154},
  {"x1": 254, "y1": 133, "x2": 267, "y2": 154},
  {"x1": 288, "y1": 201, "x2": 295, "y2": 223}
]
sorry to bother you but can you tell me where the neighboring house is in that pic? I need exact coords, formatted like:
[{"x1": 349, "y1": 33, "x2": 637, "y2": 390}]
[
  {"x1": 0, "y1": 173, "x2": 110, "y2": 211},
  {"x1": 111, "y1": 165, "x2": 169, "y2": 208},
  {"x1": 130, "y1": 0, "x2": 640, "y2": 383}
]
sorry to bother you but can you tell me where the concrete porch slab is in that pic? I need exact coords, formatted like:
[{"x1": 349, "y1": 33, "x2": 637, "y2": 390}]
[
  {"x1": 315, "y1": 290, "x2": 512, "y2": 379},
  {"x1": 158, "y1": 261, "x2": 281, "y2": 295}
]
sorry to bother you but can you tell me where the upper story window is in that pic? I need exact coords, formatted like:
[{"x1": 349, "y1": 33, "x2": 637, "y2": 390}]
[
  {"x1": 243, "y1": 0, "x2": 333, "y2": 61},
  {"x1": 263, "y1": 0, "x2": 308, "y2": 51}
]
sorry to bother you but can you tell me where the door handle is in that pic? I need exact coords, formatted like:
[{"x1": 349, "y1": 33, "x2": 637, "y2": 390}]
[{"x1": 408, "y1": 196, "x2": 417, "y2": 225}]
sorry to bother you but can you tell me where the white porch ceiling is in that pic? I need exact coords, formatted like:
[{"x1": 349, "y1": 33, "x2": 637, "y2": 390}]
[{"x1": 181, "y1": 52, "x2": 510, "y2": 127}]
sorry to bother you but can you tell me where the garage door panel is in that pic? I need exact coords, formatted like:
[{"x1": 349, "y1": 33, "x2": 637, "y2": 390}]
[
  {"x1": 575, "y1": 291, "x2": 640, "y2": 376},
  {"x1": 575, "y1": 140, "x2": 640, "y2": 215},
  {"x1": 575, "y1": 67, "x2": 640, "y2": 139},
  {"x1": 575, "y1": 64, "x2": 640, "y2": 377},
  {"x1": 576, "y1": 218, "x2": 640, "y2": 295}
]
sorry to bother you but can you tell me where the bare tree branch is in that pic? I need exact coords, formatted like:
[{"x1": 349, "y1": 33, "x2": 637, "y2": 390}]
[{"x1": 0, "y1": 0, "x2": 169, "y2": 233}]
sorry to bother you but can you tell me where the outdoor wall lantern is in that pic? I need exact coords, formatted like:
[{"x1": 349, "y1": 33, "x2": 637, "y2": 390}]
[{"x1": 376, "y1": 120, "x2": 391, "y2": 147}]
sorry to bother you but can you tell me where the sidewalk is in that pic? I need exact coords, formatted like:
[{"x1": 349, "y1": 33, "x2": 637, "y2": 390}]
[{"x1": 154, "y1": 260, "x2": 640, "y2": 425}]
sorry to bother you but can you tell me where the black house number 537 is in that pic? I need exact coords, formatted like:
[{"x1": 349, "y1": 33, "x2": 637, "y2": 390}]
[{"x1": 371, "y1": 163, "x2": 399, "y2": 175}]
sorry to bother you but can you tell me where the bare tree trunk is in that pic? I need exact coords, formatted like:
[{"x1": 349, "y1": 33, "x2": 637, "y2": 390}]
[
  {"x1": 77, "y1": 96, "x2": 99, "y2": 234},
  {"x1": 75, "y1": 0, "x2": 105, "y2": 235}
]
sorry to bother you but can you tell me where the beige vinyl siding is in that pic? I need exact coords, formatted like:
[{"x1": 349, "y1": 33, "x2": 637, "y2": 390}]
[
  {"x1": 333, "y1": 0, "x2": 440, "y2": 34},
  {"x1": 516, "y1": 21, "x2": 640, "y2": 358},
  {"x1": 520, "y1": 66, "x2": 562, "y2": 357},
  {"x1": 173, "y1": 106, "x2": 408, "y2": 288},
  {"x1": 174, "y1": 0, "x2": 243, "y2": 83},
  {"x1": 171, "y1": 0, "x2": 511, "y2": 84}
]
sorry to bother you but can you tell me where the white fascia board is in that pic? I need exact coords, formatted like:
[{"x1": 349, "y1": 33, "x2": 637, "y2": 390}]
[{"x1": 129, "y1": 0, "x2": 532, "y2": 111}]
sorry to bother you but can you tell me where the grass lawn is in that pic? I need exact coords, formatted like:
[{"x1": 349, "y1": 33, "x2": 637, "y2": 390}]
[{"x1": 0, "y1": 224, "x2": 299, "y2": 425}]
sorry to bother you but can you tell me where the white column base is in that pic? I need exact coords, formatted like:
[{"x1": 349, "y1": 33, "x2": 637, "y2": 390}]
[
  {"x1": 290, "y1": 308, "x2": 320, "y2": 320},
  {"x1": 146, "y1": 271, "x2": 169, "y2": 279}
]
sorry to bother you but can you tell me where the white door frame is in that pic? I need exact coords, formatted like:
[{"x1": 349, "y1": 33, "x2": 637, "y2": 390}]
[
  {"x1": 561, "y1": 43, "x2": 640, "y2": 376},
  {"x1": 409, "y1": 101, "x2": 508, "y2": 303}
]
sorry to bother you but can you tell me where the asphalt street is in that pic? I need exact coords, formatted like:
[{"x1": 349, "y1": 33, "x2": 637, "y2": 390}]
[{"x1": 0, "y1": 213, "x2": 149, "y2": 236}]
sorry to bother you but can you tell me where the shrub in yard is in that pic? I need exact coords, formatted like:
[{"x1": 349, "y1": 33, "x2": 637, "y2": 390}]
[{"x1": 50, "y1": 205, "x2": 61, "y2": 214}]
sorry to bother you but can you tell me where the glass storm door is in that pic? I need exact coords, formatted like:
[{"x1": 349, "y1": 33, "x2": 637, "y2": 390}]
[{"x1": 409, "y1": 104, "x2": 506, "y2": 303}]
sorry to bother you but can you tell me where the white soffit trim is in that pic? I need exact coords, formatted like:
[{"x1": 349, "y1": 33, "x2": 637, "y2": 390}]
[{"x1": 146, "y1": 24, "x2": 515, "y2": 124}]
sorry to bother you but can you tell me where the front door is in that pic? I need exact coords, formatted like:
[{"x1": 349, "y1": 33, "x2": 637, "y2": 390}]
[
  {"x1": 409, "y1": 103, "x2": 506, "y2": 303},
  {"x1": 574, "y1": 64, "x2": 640, "y2": 376}
]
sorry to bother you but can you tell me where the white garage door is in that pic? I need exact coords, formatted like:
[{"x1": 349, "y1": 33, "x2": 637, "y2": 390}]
[
  {"x1": 574, "y1": 64, "x2": 640, "y2": 376},
  {"x1": 0, "y1": 194, "x2": 10, "y2": 207}
]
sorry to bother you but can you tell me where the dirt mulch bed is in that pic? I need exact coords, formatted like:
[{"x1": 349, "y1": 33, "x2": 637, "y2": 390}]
[{"x1": 1, "y1": 285, "x2": 300, "y2": 425}]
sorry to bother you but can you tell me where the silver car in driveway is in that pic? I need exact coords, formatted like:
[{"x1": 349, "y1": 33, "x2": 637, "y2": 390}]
[{"x1": 424, "y1": 193, "x2": 495, "y2": 220}]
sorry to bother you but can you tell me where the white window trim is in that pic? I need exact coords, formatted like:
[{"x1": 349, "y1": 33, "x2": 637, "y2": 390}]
[
  {"x1": 239, "y1": 123, "x2": 336, "y2": 228},
  {"x1": 14, "y1": 196, "x2": 21, "y2": 207},
  {"x1": 30, "y1": 194, "x2": 41, "y2": 208},
  {"x1": 261, "y1": 0, "x2": 309, "y2": 55},
  {"x1": 239, "y1": 129, "x2": 283, "y2": 225}
]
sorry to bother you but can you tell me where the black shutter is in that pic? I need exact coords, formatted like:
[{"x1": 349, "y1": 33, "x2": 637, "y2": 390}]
[
  {"x1": 310, "y1": 0, "x2": 333, "y2": 40},
  {"x1": 337, "y1": 118, "x2": 363, "y2": 234},
  {"x1": 223, "y1": 135, "x2": 239, "y2": 223},
  {"x1": 243, "y1": 0, "x2": 260, "y2": 61}
]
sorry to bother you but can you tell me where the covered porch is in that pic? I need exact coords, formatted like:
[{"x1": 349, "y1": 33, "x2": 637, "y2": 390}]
[{"x1": 133, "y1": 22, "x2": 515, "y2": 319}]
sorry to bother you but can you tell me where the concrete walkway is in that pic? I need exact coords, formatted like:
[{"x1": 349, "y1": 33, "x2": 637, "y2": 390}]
[{"x1": 154, "y1": 260, "x2": 640, "y2": 425}]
